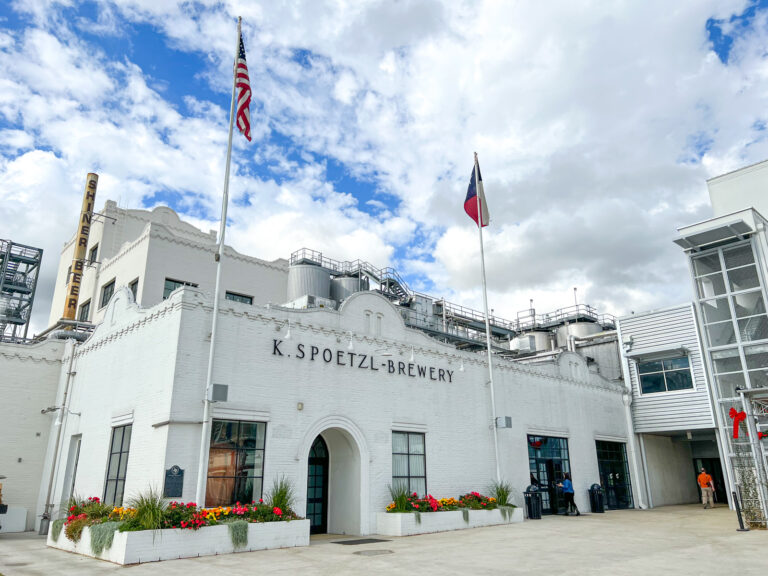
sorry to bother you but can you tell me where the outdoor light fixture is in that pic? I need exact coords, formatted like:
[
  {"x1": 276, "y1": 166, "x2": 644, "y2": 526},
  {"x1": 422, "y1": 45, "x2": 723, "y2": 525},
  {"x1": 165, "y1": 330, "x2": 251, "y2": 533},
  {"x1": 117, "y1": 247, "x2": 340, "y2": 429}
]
[
  {"x1": 409, "y1": 346, "x2": 415, "y2": 362},
  {"x1": 459, "y1": 359, "x2": 465, "y2": 372},
  {"x1": 347, "y1": 331, "x2": 354, "y2": 351},
  {"x1": 284, "y1": 320, "x2": 291, "y2": 340}
]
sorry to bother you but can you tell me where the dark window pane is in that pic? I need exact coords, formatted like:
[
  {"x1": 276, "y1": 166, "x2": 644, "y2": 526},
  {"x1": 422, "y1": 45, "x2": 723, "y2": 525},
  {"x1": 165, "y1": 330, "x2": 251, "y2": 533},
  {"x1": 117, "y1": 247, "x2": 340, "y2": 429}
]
[
  {"x1": 732, "y1": 292, "x2": 766, "y2": 318},
  {"x1": 107, "y1": 454, "x2": 120, "y2": 479},
  {"x1": 697, "y1": 273, "x2": 726, "y2": 299},
  {"x1": 745, "y1": 345, "x2": 768, "y2": 370},
  {"x1": 640, "y1": 373, "x2": 666, "y2": 394},
  {"x1": 712, "y1": 349, "x2": 742, "y2": 374},
  {"x1": 706, "y1": 321, "x2": 737, "y2": 347},
  {"x1": 738, "y1": 315, "x2": 768, "y2": 342},
  {"x1": 210, "y1": 420, "x2": 237, "y2": 449},
  {"x1": 637, "y1": 360, "x2": 663, "y2": 374},
  {"x1": 728, "y1": 265, "x2": 760, "y2": 292},
  {"x1": 121, "y1": 426, "x2": 132, "y2": 451},
  {"x1": 662, "y1": 357, "x2": 689, "y2": 371},
  {"x1": 693, "y1": 253, "x2": 721, "y2": 276},
  {"x1": 702, "y1": 298, "x2": 731, "y2": 324},
  {"x1": 665, "y1": 370, "x2": 693, "y2": 391},
  {"x1": 723, "y1": 245, "x2": 755, "y2": 270},
  {"x1": 111, "y1": 427, "x2": 124, "y2": 452},
  {"x1": 716, "y1": 372, "x2": 745, "y2": 399},
  {"x1": 238, "y1": 421, "x2": 260, "y2": 448}
]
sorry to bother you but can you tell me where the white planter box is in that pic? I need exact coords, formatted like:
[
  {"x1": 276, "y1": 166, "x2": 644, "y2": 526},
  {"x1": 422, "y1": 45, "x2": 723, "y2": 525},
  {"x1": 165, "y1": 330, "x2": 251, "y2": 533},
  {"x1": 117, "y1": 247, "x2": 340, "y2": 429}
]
[
  {"x1": 0, "y1": 507, "x2": 28, "y2": 533},
  {"x1": 47, "y1": 520, "x2": 310, "y2": 565},
  {"x1": 376, "y1": 507, "x2": 522, "y2": 536}
]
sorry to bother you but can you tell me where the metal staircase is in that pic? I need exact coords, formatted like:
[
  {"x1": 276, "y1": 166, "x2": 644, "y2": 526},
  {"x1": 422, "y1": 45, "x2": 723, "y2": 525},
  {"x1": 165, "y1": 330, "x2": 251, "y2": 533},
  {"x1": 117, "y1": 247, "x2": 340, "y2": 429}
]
[{"x1": 0, "y1": 239, "x2": 43, "y2": 342}]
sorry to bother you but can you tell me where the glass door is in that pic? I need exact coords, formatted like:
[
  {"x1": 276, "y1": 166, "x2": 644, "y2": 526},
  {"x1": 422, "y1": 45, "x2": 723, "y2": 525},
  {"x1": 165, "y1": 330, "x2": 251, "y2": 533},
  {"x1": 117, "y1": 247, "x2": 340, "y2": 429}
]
[
  {"x1": 596, "y1": 440, "x2": 634, "y2": 509},
  {"x1": 528, "y1": 435, "x2": 571, "y2": 515},
  {"x1": 307, "y1": 436, "x2": 329, "y2": 534}
]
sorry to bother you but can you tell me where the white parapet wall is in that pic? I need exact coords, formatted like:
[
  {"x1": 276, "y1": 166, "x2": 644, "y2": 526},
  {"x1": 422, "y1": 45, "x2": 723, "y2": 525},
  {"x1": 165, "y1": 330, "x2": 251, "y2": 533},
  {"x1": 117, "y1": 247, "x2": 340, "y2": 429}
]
[
  {"x1": 47, "y1": 520, "x2": 310, "y2": 565},
  {"x1": 376, "y1": 507, "x2": 523, "y2": 537},
  {"x1": 0, "y1": 507, "x2": 28, "y2": 533}
]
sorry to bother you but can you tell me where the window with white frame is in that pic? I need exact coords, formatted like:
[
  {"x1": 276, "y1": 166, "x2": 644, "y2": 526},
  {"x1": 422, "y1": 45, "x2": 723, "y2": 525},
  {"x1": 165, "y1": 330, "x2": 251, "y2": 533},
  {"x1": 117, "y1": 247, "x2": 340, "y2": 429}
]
[
  {"x1": 637, "y1": 356, "x2": 693, "y2": 394},
  {"x1": 392, "y1": 431, "x2": 426, "y2": 496}
]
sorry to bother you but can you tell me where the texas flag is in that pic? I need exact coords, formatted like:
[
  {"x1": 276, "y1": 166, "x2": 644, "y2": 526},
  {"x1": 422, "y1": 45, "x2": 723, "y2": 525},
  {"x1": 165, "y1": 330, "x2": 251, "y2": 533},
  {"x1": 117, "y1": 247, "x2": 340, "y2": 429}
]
[{"x1": 464, "y1": 158, "x2": 490, "y2": 227}]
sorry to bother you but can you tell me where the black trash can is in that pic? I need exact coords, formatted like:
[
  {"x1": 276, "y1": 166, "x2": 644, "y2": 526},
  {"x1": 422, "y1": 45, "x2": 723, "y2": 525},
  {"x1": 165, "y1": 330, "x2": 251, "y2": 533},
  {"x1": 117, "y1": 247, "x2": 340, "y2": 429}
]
[
  {"x1": 589, "y1": 483, "x2": 605, "y2": 513},
  {"x1": 524, "y1": 485, "x2": 542, "y2": 520}
]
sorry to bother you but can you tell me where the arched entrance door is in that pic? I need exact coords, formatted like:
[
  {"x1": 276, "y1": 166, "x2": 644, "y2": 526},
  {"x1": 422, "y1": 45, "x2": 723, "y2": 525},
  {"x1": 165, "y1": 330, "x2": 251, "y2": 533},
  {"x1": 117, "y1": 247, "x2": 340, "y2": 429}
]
[{"x1": 307, "y1": 435, "x2": 329, "y2": 534}]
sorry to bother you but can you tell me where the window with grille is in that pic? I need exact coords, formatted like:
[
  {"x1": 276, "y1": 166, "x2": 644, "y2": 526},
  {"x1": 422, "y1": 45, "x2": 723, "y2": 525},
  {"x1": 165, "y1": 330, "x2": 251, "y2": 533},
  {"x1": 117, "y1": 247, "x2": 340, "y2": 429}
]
[
  {"x1": 206, "y1": 420, "x2": 266, "y2": 507},
  {"x1": 163, "y1": 278, "x2": 198, "y2": 299},
  {"x1": 391, "y1": 431, "x2": 426, "y2": 496},
  {"x1": 78, "y1": 300, "x2": 91, "y2": 322},
  {"x1": 225, "y1": 291, "x2": 253, "y2": 305},
  {"x1": 100, "y1": 279, "x2": 115, "y2": 308},
  {"x1": 103, "y1": 425, "x2": 132, "y2": 506},
  {"x1": 637, "y1": 356, "x2": 693, "y2": 394}
]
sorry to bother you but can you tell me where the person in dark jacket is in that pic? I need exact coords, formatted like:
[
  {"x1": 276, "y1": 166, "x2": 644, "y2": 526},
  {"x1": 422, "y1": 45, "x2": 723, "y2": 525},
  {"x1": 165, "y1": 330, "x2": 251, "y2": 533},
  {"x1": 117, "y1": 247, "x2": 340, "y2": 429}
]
[{"x1": 558, "y1": 473, "x2": 581, "y2": 516}]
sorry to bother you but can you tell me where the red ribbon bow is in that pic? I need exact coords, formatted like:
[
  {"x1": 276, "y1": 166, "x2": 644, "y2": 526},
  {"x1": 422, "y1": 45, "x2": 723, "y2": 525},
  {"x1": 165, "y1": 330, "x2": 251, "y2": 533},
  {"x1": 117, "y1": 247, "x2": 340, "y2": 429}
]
[{"x1": 729, "y1": 408, "x2": 747, "y2": 439}]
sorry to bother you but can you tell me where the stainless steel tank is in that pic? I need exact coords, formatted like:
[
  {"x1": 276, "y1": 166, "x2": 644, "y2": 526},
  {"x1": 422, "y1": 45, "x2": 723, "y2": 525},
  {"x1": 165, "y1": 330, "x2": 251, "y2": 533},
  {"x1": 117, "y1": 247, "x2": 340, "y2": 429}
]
[
  {"x1": 287, "y1": 264, "x2": 331, "y2": 302},
  {"x1": 555, "y1": 322, "x2": 601, "y2": 348},
  {"x1": 330, "y1": 275, "x2": 369, "y2": 302}
]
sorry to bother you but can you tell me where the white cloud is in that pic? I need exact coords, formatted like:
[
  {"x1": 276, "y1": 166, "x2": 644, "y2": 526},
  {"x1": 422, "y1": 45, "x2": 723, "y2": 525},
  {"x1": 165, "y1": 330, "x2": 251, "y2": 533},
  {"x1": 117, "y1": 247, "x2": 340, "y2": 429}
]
[{"x1": 4, "y1": 0, "x2": 768, "y2": 337}]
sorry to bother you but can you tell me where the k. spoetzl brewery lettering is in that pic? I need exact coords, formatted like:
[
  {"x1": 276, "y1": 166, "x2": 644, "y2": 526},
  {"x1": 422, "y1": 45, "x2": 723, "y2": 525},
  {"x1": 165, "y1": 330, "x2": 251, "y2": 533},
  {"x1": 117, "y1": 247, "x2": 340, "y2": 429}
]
[{"x1": 272, "y1": 339, "x2": 454, "y2": 383}]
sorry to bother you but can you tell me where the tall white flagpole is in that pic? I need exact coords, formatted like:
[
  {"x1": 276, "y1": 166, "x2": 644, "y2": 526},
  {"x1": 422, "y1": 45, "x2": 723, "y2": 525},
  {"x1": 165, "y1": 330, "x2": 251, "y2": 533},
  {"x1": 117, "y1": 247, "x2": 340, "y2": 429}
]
[
  {"x1": 474, "y1": 152, "x2": 502, "y2": 484},
  {"x1": 195, "y1": 16, "x2": 242, "y2": 507}
]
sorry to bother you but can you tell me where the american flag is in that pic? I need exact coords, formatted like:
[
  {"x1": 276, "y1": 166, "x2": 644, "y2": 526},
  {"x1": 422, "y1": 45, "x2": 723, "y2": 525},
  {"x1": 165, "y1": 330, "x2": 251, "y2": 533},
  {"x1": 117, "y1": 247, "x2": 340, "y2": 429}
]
[{"x1": 236, "y1": 33, "x2": 251, "y2": 141}]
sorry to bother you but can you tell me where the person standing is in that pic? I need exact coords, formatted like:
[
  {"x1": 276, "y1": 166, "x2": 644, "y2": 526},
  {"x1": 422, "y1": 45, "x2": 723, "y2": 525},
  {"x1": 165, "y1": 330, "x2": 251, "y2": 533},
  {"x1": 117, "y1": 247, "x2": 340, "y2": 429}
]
[
  {"x1": 697, "y1": 467, "x2": 715, "y2": 509},
  {"x1": 558, "y1": 473, "x2": 581, "y2": 516}
]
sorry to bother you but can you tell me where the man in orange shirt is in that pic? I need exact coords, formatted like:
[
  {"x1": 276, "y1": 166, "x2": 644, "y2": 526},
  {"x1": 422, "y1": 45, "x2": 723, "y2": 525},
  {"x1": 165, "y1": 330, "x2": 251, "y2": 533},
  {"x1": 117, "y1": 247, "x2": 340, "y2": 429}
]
[{"x1": 697, "y1": 468, "x2": 714, "y2": 509}]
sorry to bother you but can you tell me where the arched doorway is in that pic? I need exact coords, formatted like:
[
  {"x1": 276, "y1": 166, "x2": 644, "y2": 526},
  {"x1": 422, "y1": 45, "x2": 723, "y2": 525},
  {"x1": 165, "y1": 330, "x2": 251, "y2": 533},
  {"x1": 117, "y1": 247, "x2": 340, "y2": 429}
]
[{"x1": 307, "y1": 435, "x2": 329, "y2": 534}]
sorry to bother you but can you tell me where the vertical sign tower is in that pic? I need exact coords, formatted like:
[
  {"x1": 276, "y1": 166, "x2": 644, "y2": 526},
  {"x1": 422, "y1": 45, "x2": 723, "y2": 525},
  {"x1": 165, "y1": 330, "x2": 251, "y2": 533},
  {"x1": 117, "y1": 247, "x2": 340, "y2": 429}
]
[{"x1": 62, "y1": 173, "x2": 98, "y2": 321}]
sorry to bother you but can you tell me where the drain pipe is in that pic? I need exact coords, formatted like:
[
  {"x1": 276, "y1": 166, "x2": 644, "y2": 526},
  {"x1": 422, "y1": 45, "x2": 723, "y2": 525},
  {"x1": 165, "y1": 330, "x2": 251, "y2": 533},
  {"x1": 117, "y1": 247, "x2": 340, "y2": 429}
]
[
  {"x1": 39, "y1": 340, "x2": 77, "y2": 534},
  {"x1": 615, "y1": 321, "x2": 647, "y2": 509}
]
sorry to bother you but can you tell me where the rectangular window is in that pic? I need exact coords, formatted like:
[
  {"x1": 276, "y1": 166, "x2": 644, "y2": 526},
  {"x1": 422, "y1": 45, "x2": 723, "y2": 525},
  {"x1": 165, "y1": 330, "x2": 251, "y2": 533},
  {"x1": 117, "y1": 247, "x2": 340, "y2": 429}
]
[
  {"x1": 104, "y1": 424, "x2": 132, "y2": 506},
  {"x1": 129, "y1": 278, "x2": 139, "y2": 301},
  {"x1": 206, "y1": 420, "x2": 266, "y2": 507},
  {"x1": 225, "y1": 291, "x2": 253, "y2": 305},
  {"x1": 100, "y1": 279, "x2": 115, "y2": 308},
  {"x1": 89, "y1": 244, "x2": 99, "y2": 264},
  {"x1": 637, "y1": 356, "x2": 694, "y2": 394},
  {"x1": 163, "y1": 278, "x2": 198, "y2": 300},
  {"x1": 391, "y1": 431, "x2": 426, "y2": 497},
  {"x1": 78, "y1": 300, "x2": 91, "y2": 322}
]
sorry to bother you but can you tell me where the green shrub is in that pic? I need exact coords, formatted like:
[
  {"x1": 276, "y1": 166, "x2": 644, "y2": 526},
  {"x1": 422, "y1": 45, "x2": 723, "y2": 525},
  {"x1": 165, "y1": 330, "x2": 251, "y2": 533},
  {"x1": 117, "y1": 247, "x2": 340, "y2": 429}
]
[
  {"x1": 127, "y1": 488, "x2": 167, "y2": 531},
  {"x1": 90, "y1": 522, "x2": 121, "y2": 555},
  {"x1": 387, "y1": 483, "x2": 410, "y2": 512},
  {"x1": 228, "y1": 520, "x2": 249, "y2": 549},
  {"x1": 51, "y1": 518, "x2": 66, "y2": 541},
  {"x1": 489, "y1": 480, "x2": 513, "y2": 507},
  {"x1": 266, "y1": 476, "x2": 296, "y2": 513}
]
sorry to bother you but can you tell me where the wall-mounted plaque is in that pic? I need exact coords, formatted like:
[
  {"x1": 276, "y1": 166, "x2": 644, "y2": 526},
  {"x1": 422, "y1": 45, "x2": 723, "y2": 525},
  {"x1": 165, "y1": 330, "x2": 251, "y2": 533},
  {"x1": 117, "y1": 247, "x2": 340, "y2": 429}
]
[{"x1": 163, "y1": 465, "x2": 184, "y2": 498}]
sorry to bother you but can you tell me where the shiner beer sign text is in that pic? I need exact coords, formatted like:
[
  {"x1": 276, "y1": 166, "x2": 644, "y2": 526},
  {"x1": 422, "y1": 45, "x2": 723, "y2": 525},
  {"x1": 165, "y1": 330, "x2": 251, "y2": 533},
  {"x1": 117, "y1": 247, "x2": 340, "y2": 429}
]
[
  {"x1": 273, "y1": 339, "x2": 455, "y2": 383},
  {"x1": 63, "y1": 173, "x2": 98, "y2": 321}
]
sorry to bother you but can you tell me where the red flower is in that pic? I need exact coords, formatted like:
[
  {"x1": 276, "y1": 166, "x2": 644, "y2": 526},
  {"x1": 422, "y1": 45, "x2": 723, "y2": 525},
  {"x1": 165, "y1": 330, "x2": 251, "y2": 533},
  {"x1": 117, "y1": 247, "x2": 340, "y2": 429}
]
[
  {"x1": 69, "y1": 506, "x2": 76, "y2": 512},
  {"x1": 273, "y1": 507, "x2": 283, "y2": 516},
  {"x1": 259, "y1": 498, "x2": 264, "y2": 504},
  {"x1": 413, "y1": 504, "x2": 419, "y2": 509}
]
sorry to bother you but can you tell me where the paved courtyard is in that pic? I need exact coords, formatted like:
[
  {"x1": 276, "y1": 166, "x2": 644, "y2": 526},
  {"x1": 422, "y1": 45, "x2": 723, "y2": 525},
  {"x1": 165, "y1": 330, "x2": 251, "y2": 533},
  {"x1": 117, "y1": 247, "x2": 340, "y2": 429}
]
[{"x1": 0, "y1": 505, "x2": 764, "y2": 576}]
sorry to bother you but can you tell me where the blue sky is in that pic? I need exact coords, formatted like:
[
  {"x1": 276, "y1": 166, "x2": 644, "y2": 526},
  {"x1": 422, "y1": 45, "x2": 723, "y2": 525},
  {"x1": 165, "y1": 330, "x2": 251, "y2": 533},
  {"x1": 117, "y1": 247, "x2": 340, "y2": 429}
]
[{"x1": 3, "y1": 0, "x2": 768, "y2": 333}]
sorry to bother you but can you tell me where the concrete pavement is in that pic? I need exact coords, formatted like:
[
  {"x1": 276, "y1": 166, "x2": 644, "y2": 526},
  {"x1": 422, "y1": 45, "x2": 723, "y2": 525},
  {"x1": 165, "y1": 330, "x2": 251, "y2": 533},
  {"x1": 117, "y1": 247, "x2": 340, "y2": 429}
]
[{"x1": 0, "y1": 505, "x2": 764, "y2": 575}]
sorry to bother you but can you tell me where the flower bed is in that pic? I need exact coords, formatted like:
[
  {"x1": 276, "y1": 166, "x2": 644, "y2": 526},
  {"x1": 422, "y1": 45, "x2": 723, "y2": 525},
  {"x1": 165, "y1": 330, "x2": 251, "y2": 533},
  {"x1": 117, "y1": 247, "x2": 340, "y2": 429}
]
[
  {"x1": 46, "y1": 490, "x2": 308, "y2": 565},
  {"x1": 48, "y1": 520, "x2": 309, "y2": 564},
  {"x1": 377, "y1": 507, "x2": 523, "y2": 536},
  {"x1": 378, "y1": 489, "x2": 522, "y2": 536}
]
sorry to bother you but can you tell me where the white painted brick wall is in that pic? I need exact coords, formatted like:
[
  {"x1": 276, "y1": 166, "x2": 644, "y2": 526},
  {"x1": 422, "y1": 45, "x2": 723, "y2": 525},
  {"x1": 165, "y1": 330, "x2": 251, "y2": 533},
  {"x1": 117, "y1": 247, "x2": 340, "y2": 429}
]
[{"x1": 0, "y1": 339, "x2": 64, "y2": 530}]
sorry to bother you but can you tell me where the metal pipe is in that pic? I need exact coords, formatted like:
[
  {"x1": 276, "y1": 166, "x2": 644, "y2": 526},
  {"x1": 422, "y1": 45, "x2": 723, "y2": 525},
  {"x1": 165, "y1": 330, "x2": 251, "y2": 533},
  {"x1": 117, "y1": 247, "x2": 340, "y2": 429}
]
[{"x1": 40, "y1": 340, "x2": 76, "y2": 534}]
